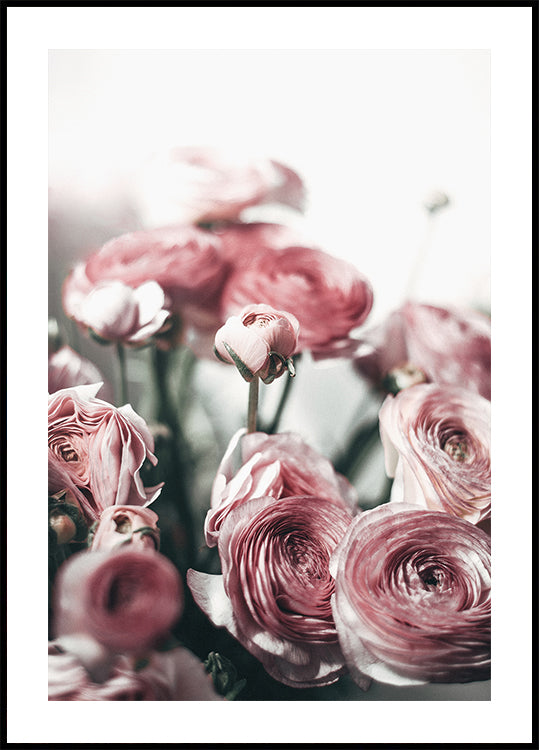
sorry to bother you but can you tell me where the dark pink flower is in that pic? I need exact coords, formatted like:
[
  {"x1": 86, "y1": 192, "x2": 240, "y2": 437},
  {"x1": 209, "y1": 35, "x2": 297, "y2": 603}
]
[
  {"x1": 88, "y1": 505, "x2": 160, "y2": 552},
  {"x1": 189, "y1": 495, "x2": 353, "y2": 687},
  {"x1": 330, "y1": 503, "x2": 491, "y2": 688},
  {"x1": 379, "y1": 384, "x2": 491, "y2": 524},
  {"x1": 63, "y1": 225, "x2": 229, "y2": 352},
  {"x1": 48, "y1": 345, "x2": 112, "y2": 401},
  {"x1": 63, "y1": 276, "x2": 172, "y2": 346},
  {"x1": 133, "y1": 146, "x2": 306, "y2": 226},
  {"x1": 205, "y1": 428, "x2": 359, "y2": 547},
  {"x1": 48, "y1": 384, "x2": 162, "y2": 517},
  {"x1": 214, "y1": 303, "x2": 299, "y2": 383},
  {"x1": 354, "y1": 301, "x2": 491, "y2": 399},
  {"x1": 53, "y1": 548, "x2": 183, "y2": 655},
  {"x1": 48, "y1": 642, "x2": 223, "y2": 701},
  {"x1": 218, "y1": 223, "x2": 373, "y2": 359}
]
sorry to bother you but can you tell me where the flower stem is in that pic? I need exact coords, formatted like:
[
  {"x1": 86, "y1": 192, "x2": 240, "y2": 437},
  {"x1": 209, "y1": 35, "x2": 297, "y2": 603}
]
[
  {"x1": 247, "y1": 377, "x2": 259, "y2": 433},
  {"x1": 116, "y1": 343, "x2": 129, "y2": 405},
  {"x1": 265, "y1": 361, "x2": 298, "y2": 435},
  {"x1": 177, "y1": 346, "x2": 197, "y2": 420},
  {"x1": 333, "y1": 417, "x2": 381, "y2": 481},
  {"x1": 151, "y1": 346, "x2": 197, "y2": 570}
]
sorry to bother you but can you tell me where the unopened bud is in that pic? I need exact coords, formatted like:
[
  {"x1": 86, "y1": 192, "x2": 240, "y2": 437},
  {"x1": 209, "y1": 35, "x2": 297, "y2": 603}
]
[{"x1": 383, "y1": 363, "x2": 428, "y2": 394}]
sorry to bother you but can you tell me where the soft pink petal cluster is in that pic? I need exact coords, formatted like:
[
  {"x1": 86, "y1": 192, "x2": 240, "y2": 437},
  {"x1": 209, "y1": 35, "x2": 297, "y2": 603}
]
[
  {"x1": 88, "y1": 505, "x2": 161, "y2": 552},
  {"x1": 134, "y1": 146, "x2": 306, "y2": 227},
  {"x1": 63, "y1": 273, "x2": 171, "y2": 346},
  {"x1": 48, "y1": 643, "x2": 223, "y2": 701},
  {"x1": 330, "y1": 503, "x2": 491, "y2": 687},
  {"x1": 205, "y1": 428, "x2": 359, "y2": 547},
  {"x1": 217, "y1": 223, "x2": 374, "y2": 358},
  {"x1": 63, "y1": 225, "x2": 230, "y2": 350},
  {"x1": 379, "y1": 384, "x2": 491, "y2": 524},
  {"x1": 48, "y1": 384, "x2": 162, "y2": 521},
  {"x1": 53, "y1": 548, "x2": 183, "y2": 657},
  {"x1": 189, "y1": 495, "x2": 354, "y2": 688},
  {"x1": 214, "y1": 303, "x2": 299, "y2": 383},
  {"x1": 354, "y1": 301, "x2": 491, "y2": 399},
  {"x1": 48, "y1": 344, "x2": 112, "y2": 401}
]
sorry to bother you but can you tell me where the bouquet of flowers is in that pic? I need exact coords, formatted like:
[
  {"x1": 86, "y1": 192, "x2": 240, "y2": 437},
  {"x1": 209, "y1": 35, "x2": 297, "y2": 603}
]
[{"x1": 48, "y1": 147, "x2": 491, "y2": 701}]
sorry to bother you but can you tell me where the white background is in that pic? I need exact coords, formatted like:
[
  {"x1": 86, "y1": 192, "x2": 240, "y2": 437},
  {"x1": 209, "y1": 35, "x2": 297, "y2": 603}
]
[
  {"x1": 7, "y1": 5, "x2": 533, "y2": 746},
  {"x1": 48, "y1": 47, "x2": 491, "y2": 321}
]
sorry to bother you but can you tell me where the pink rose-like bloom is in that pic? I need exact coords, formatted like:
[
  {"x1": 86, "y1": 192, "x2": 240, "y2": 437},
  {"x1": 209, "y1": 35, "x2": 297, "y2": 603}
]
[
  {"x1": 63, "y1": 275, "x2": 171, "y2": 346},
  {"x1": 189, "y1": 495, "x2": 353, "y2": 688},
  {"x1": 48, "y1": 344, "x2": 113, "y2": 401},
  {"x1": 379, "y1": 384, "x2": 491, "y2": 524},
  {"x1": 134, "y1": 146, "x2": 306, "y2": 227},
  {"x1": 218, "y1": 223, "x2": 374, "y2": 359},
  {"x1": 63, "y1": 225, "x2": 230, "y2": 350},
  {"x1": 48, "y1": 642, "x2": 223, "y2": 701},
  {"x1": 330, "y1": 503, "x2": 491, "y2": 688},
  {"x1": 88, "y1": 505, "x2": 160, "y2": 552},
  {"x1": 54, "y1": 548, "x2": 183, "y2": 654},
  {"x1": 353, "y1": 301, "x2": 491, "y2": 400},
  {"x1": 205, "y1": 428, "x2": 359, "y2": 547},
  {"x1": 214, "y1": 303, "x2": 299, "y2": 384},
  {"x1": 48, "y1": 383, "x2": 162, "y2": 519}
]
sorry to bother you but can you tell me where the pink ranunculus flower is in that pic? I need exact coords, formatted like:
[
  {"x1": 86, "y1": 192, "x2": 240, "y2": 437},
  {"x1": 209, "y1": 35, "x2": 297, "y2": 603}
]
[
  {"x1": 133, "y1": 146, "x2": 306, "y2": 227},
  {"x1": 48, "y1": 449, "x2": 96, "y2": 522},
  {"x1": 330, "y1": 503, "x2": 491, "y2": 688},
  {"x1": 214, "y1": 303, "x2": 299, "y2": 384},
  {"x1": 88, "y1": 505, "x2": 160, "y2": 552},
  {"x1": 62, "y1": 225, "x2": 230, "y2": 352},
  {"x1": 189, "y1": 495, "x2": 353, "y2": 688},
  {"x1": 205, "y1": 428, "x2": 359, "y2": 548},
  {"x1": 353, "y1": 301, "x2": 491, "y2": 400},
  {"x1": 48, "y1": 642, "x2": 223, "y2": 701},
  {"x1": 48, "y1": 344, "x2": 113, "y2": 401},
  {"x1": 218, "y1": 223, "x2": 374, "y2": 359},
  {"x1": 63, "y1": 274, "x2": 172, "y2": 346},
  {"x1": 48, "y1": 383, "x2": 163, "y2": 517},
  {"x1": 54, "y1": 548, "x2": 183, "y2": 655},
  {"x1": 379, "y1": 384, "x2": 491, "y2": 524}
]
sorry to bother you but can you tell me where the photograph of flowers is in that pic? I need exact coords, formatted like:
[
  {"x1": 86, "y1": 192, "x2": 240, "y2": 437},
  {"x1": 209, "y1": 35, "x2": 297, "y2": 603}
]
[{"x1": 6, "y1": 5, "x2": 534, "y2": 747}]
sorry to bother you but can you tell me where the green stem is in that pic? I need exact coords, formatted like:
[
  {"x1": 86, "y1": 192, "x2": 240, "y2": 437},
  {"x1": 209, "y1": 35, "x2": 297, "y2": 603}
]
[
  {"x1": 116, "y1": 343, "x2": 129, "y2": 405},
  {"x1": 177, "y1": 346, "x2": 197, "y2": 420},
  {"x1": 151, "y1": 346, "x2": 197, "y2": 570},
  {"x1": 247, "y1": 377, "x2": 259, "y2": 433},
  {"x1": 265, "y1": 355, "x2": 299, "y2": 434},
  {"x1": 333, "y1": 418, "x2": 381, "y2": 481}
]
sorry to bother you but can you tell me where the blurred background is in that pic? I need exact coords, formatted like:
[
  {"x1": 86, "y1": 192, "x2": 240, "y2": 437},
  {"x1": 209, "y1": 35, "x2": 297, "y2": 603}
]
[{"x1": 48, "y1": 48, "x2": 491, "y2": 703}]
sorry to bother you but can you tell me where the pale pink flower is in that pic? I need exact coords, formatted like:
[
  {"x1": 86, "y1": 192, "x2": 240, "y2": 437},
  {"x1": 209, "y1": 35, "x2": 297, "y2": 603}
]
[
  {"x1": 48, "y1": 383, "x2": 162, "y2": 517},
  {"x1": 48, "y1": 345, "x2": 113, "y2": 401},
  {"x1": 330, "y1": 503, "x2": 491, "y2": 688},
  {"x1": 218, "y1": 222, "x2": 373, "y2": 358},
  {"x1": 63, "y1": 274, "x2": 171, "y2": 346},
  {"x1": 48, "y1": 449, "x2": 96, "y2": 522},
  {"x1": 379, "y1": 384, "x2": 491, "y2": 524},
  {"x1": 48, "y1": 642, "x2": 223, "y2": 701},
  {"x1": 62, "y1": 225, "x2": 230, "y2": 351},
  {"x1": 205, "y1": 428, "x2": 359, "y2": 547},
  {"x1": 189, "y1": 495, "x2": 353, "y2": 688},
  {"x1": 53, "y1": 548, "x2": 183, "y2": 655},
  {"x1": 214, "y1": 303, "x2": 299, "y2": 383},
  {"x1": 133, "y1": 146, "x2": 306, "y2": 227},
  {"x1": 354, "y1": 301, "x2": 491, "y2": 399},
  {"x1": 88, "y1": 505, "x2": 160, "y2": 552}
]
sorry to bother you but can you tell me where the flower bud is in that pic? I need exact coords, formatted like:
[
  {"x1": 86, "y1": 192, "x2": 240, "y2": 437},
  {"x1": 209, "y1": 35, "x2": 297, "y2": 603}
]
[
  {"x1": 214, "y1": 303, "x2": 299, "y2": 384},
  {"x1": 382, "y1": 362, "x2": 428, "y2": 394}
]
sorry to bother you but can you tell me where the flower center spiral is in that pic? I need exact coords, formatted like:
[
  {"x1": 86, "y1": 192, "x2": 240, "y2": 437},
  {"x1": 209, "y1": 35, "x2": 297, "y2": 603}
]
[{"x1": 443, "y1": 436, "x2": 469, "y2": 462}]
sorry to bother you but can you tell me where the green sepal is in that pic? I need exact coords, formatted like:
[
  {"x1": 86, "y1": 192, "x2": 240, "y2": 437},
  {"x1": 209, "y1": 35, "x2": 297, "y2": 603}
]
[
  {"x1": 88, "y1": 329, "x2": 113, "y2": 346},
  {"x1": 222, "y1": 342, "x2": 255, "y2": 382}
]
